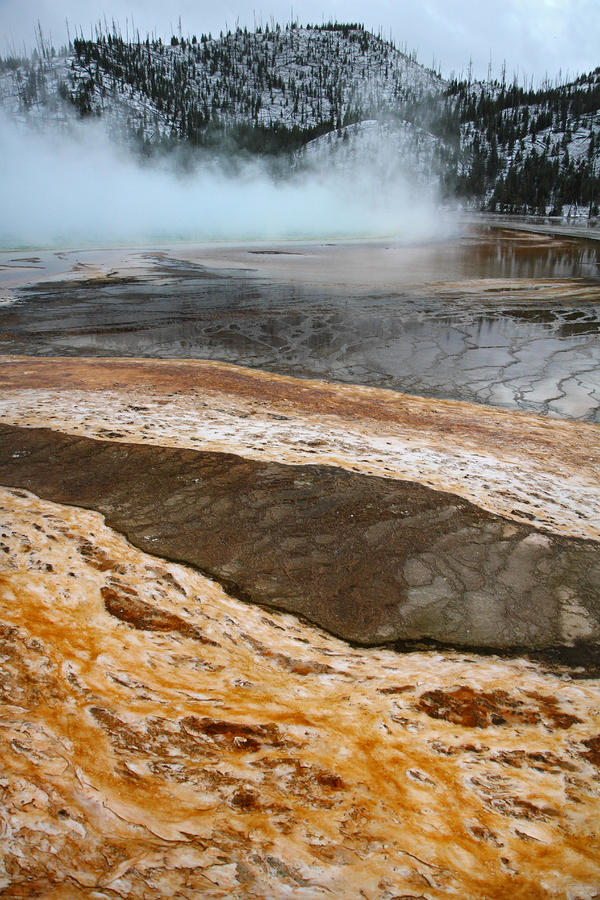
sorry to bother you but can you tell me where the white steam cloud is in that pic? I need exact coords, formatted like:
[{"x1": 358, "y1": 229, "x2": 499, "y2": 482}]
[{"x1": 0, "y1": 113, "x2": 452, "y2": 249}]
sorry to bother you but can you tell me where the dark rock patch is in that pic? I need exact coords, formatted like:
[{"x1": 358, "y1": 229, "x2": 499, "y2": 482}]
[{"x1": 0, "y1": 423, "x2": 599, "y2": 658}]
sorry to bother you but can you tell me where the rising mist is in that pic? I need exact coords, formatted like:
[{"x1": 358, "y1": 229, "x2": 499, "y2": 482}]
[{"x1": 0, "y1": 113, "x2": 454, "y2": 249}]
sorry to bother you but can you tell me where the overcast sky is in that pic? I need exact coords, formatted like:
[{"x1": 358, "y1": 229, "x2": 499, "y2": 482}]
[{"x1": 1, "y1": 0, "x2": 598, "y2": 83}]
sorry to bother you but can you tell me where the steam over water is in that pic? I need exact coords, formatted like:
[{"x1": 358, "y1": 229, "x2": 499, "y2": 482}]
[{"x1": 0, "y1": 113, "x2": 451, "y2": 248}]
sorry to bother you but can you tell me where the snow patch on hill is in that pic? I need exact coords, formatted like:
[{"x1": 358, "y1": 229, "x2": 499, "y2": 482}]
[{"x1": 298, "y1": 119, "x2": 444, "y2": 194}]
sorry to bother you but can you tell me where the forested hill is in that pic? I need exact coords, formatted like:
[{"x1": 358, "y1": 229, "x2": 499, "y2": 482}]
[
  {"x1": 0, "y1": 23, "x2": 440, "y2": 152},
  {"x1": 450, "y1": 72, "x2": 600, "y2": 215},
  {"x1": 0, "y1": 21, "x2": 598, "y2": 216}
]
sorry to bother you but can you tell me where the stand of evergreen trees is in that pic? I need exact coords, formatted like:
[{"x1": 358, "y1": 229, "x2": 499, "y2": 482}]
[
  {"x1": 64, "y1": 23, "x2": 417, "y2": 155},
  {"x1": 2, "y1": 21, "x2": 598, "y2": 213},
  {"x1": 444, "y1": 71, "x2": 600, "y2": 214}
]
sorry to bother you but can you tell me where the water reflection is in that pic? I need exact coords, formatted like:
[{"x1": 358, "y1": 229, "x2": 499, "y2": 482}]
[
  {"x1": 455, "y1": 228, "x2": 600, "y2": 281},
  {"x1": 1, "y1": 228, "x2": 599, "y2": 421}
]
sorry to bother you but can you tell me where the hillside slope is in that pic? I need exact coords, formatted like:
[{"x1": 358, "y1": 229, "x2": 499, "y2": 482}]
[
  {"x1": 0, "y1": 25, "x2": 440, "y2": 146},
  {"x1": 0, "y1": 22, "x2": 598, "y2": 214}
]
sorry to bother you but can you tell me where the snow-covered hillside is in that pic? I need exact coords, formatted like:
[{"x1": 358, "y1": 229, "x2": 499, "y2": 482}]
[
  {"x1": 0, "y1": 21, "x2": 598, "y2": 214},
  {"x1": 297, "y1": 119, "x2": 445, "y2": 194},
  {"x1": 451, "y1": 72, "x2": 600, "y2": 214},
  {"x1": 0, "y1": 24, "x2": 442, "y2": 143}
]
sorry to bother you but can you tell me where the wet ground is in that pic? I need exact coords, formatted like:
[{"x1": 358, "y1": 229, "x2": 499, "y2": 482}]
[
  {"x1": 1, "y1": 227, "x2": 599, "y2": 666},
  {"x1": 1, "y1": 226, "x2": 600, "y2": 420},
  {"x1": 2, "y1": 225, "x2": 600, "y2": 896},
  {"x1": 2, "y1": 422, "x2": 599, "y2": 659}
]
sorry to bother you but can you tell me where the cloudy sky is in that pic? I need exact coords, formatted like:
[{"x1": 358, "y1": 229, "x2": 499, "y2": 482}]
[{"x1": 1, "y1": 0, "x2": 597, "y2": 83}]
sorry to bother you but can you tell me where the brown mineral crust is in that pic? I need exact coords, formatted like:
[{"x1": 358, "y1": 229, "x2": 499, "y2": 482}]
[
  {"x1": 181, "y1": 717, "x2": 287, "y2": 751},
  {"x1": 488, "y1": 749, "x2": 577, "y2": 773},
  {"x1": 1, "y1": 354, "x2": 599, "y2": 473},
  {"x1": 487, "y1": 797, "x2": 560, "y2": 821},
  {"x1": 2, "y1": 355, "x2": 598, "y2": 543},
  {"x1": 581, "y1": 735, "x2": 600, "y2": 768},
  {"x1": 100, "y1": 582, "x2": 218, "y2": 645},
  {"x1": 1, "y1": 422, "x2": 599, "y2": 651},
  {"x1": 378, "y1": 684, "x2": 414, "y2": 695},
  {"x1": 414, "y1": 686, "x2": 583, "y2": 730}
]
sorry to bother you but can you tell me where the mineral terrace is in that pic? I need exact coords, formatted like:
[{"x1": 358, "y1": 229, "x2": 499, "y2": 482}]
[
  {"x1": 1, "y1": 228, "x2": 600, "y2": 899},
  {"x1": 1, "y1": 353, "x2": 600, "y2": 898}
]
